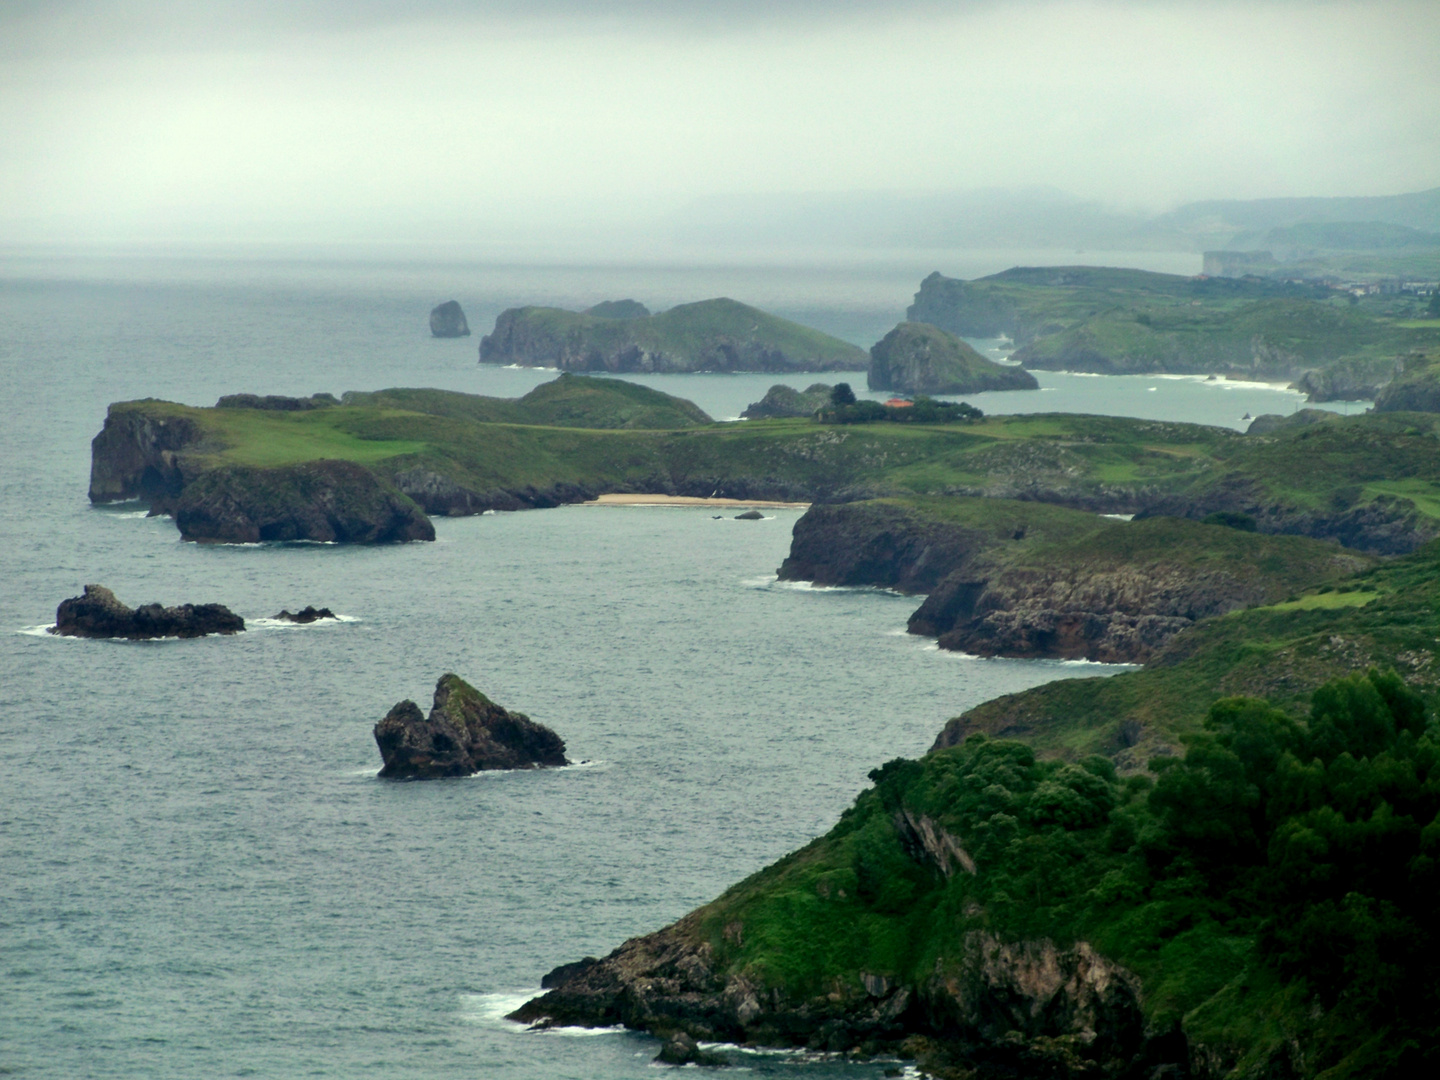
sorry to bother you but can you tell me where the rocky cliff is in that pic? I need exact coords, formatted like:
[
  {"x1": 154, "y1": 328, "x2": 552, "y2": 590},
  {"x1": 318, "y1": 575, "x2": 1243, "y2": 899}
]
[
  {"x1": 780, "y1": 500, "x2": 1372, "y2": 664},
  {"x1": 1372, "y1": 350, "x2": 1440, "y2": 412},
  {"x1": 512, "y1": 920, "x2": 1151, "y2": 1074},
  {"x1": 479, "y1": 298, "x2": 868, "y2": 373},
  {"x1": 429, "y1": 300, "x2": 470, "y2": 338},
  {"x1": 374, "y1": 673, "x2": 568, "y2": 778},
  {"x1": 88, "y1": 403, "x2": 205, "y2": 504},
  {"x1": 868, "y1": 323, "x2": 1038, "y2": 395},
  {"x1": 174, "y1": 460, "x2": 435, "y2": 544},
  {"x1": 52, "y1": 584, "x2": 244, "y2": 639},
  {"x1": 740, "y1": 383, "x2": 833, "y2": 419}
]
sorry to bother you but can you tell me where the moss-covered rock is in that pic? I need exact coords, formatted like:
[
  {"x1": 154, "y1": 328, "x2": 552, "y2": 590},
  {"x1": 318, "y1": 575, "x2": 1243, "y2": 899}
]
[
  {"x1": 740, "y1": 383, "x2": 833, "y2": 419},
  {"x1": 867, "y1": 323, "x2": 1038, "y2": 395}
]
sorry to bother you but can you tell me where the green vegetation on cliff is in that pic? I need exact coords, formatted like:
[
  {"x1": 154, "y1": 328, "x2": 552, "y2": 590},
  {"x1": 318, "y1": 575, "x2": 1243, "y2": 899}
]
[
  {"x1": 94, "y1": 380, "x2": 1440, "y2": 555},
  {"x1": 868, "y1": 322, "x2": 1038, "y2": 394},
  {"x1": 478, "y1": 297, "x2": 868, "y2": 373},
  {"x1": 675, "y1": 669, "x2": 1439, "y2": 1076},
  {"x1": 906, "y1": 266, "x2": 1440, "y2": 394}
]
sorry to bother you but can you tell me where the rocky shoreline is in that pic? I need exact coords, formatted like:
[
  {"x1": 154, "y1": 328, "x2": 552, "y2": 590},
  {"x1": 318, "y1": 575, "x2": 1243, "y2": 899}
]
[{"x1": 374, "y1": 674, "x2": 568, "y2": 779}]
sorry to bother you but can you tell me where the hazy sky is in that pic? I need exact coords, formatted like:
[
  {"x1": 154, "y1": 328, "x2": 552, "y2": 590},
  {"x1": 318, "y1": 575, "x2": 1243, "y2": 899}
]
[{"x1": 2, "y1": 0, "x2": 1437, "y2": 248}]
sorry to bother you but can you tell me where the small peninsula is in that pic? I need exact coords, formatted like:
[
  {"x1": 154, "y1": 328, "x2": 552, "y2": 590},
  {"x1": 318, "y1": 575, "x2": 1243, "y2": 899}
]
[
  {"x1": 740, "y1": 382, "x2": 833, "y2": 419},
  {"x1": 867, "y1": 322, "x2": 1038, "y2": 395},
  {"x1": 429, "y1": 300, "x2": 470, "y2": 338},
  {"x1": 373, "y1": 674, "x2": 569, "y2": 779},
  {"x1": 478, "y1": 297, "x2": 868, "y2": 373},
  {"x1": 52, "y1": 584, "x2": 244, "y2": 639}
]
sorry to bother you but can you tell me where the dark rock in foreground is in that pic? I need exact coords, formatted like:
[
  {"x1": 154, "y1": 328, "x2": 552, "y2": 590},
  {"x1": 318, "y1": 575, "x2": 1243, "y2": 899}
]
[
  {"x1": 374, "y1": 673, "x2": 569, "y2": 779},
  {"x1": 272, "y1": 606, "x2": 336, "y2": 623},
  {"x1": 430, "y1": 300, "x2": 470, "y2": 338},
  {"x1": 868, "y1": 322, "x2": 1038, "y2": 395},
  {"x1": 174, "y1": 460, "x2": 435, "y2": 544},
  {"x1": 654, "y1": 1031, "x2": 726, "y2": 1067},
  {"x1": 52, "y1": 584, "x2": 244, "y2": 639}
]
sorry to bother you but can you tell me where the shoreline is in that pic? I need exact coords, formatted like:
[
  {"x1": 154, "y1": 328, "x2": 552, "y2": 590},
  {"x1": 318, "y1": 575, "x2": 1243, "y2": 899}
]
[{"x1": 582, "y1": 494, "x2": 811, "y2": 509}]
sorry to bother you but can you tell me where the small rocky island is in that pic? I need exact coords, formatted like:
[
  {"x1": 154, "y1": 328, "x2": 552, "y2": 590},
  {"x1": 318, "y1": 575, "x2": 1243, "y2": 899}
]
[
  {"x1": 429, "y1": 300, "x2": 470, "y2": 338},
  {"x1": 373, "y1": 674, "x2": 569, "y2": 779},
  {"x1": 868, "y1": 322, "x2": 1038, "y2": 395},
  {"x1": 272, "y1": 606, "x2": 336, "y2": 623},
  {"x1": 740, "y1": 382, "x2": 833, "y2": 419},
  {"x1": 52, "y1": 584, "x2": 245, "y2": 639}
]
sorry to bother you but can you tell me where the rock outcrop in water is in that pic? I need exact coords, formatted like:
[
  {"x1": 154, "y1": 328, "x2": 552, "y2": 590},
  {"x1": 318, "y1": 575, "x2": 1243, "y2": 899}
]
[
  {"x1": 868, "y1": 322, "x2": 1038, "y2": 395},
  {"x1": 374, "y1": 673, "x2": 569, "y2": 779},
  {"x1": 429, "y1": 300, "x2": 471, "y2": 338},
  {"x1": 52, "y1": 584, "x2": 245, "y2": 639},
  {"x1": 272, "y1": 606, "x2": 336, "y2": 623},
  {"x1": 174, "y1": 460, "x2": 435, "y2": 544}
]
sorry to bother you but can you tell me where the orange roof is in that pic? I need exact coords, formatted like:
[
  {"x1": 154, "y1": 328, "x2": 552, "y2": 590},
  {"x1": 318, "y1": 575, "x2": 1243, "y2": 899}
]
[{"x1": 884, "y1": 398, "x2": 913, "y2": 408}]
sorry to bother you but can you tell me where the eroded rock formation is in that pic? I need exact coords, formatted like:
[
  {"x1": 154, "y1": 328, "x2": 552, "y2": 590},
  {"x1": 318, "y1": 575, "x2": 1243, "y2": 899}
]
[
  {"x1": 430, "y1": 300, "x2": 471, "y2": 338},
  {"x1": 373, "y1": 673, "x2": 569, "y2": 779},
  {"x1": 52, "y1": 584, "x2": 244, "y2": 639}
]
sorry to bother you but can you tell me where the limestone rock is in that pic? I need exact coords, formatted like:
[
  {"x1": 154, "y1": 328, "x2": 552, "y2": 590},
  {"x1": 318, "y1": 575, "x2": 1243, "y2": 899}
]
[
  {"x1": 868, "y1": 323, "x2": 1038, "y2": 395},
  {"x1": 52, "y1": 584, "x2": 244, "y2": 639},
  {"x1": 174, "y1": 460, "x2": 435, "y2": 544},
  {"x1": 430, "y1": 300, "x2": 471, "y2": 338},
  {"x1": 373, "y1": 673, "x2": 569, "y2": 779}
]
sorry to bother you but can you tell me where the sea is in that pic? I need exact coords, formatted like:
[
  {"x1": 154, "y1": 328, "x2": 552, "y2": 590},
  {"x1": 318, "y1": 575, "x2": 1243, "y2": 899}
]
[{"x1": 0, "y1": 249, "x2": 1364, "y2": 1079}]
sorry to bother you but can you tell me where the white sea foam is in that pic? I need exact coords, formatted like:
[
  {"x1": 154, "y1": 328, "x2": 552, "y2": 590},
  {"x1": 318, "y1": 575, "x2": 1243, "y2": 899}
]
[
  {"x1": 248, "y1": 614, "x2": 358, "y2": 629},
  {"x1": 458, "y1": 992, "x2": 537, "y2": 1027},
  {"x1": 17, "y1": 624, "x2": 60, "y2": 637}
]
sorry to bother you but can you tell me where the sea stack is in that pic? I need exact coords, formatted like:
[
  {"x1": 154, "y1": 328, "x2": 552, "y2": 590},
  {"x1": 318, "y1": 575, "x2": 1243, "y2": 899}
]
[
  {"x1": 868, "y1": 322, "x2": 1038, "y2": 395},
  {"x1": 373, "y1": 674, "x2": 569, "y2": 779},
  {"x1": 52, "y1": 584, "x2": 245, "y2": 639},
  {"x1": 430, "y1": 300, "x2": 471, "y2": 338}
]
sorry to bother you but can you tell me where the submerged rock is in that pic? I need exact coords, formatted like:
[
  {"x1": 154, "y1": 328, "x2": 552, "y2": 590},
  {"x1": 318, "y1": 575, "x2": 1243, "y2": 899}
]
[
  {"x1": 654, "y1": 1031, "x2": 727, "y2": 1067},
  {"x1": 430, "y1": 300, "x2": 471, "y2": 338},
  {"x1": 272, "y1": 606, "x2": 336, "y2": 623},
  {"x1": 52, "y1": 584, "x2": 244, "y2": 639},
  {"x1": 734, "y1": 509, "x2": 764, "y2": 520},
  {"x1": 373, "y1": 673, "x2": 569, "y2": 779}
]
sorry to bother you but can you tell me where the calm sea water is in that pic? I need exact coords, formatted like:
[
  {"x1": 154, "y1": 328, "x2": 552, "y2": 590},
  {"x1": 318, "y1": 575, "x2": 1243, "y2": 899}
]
[{"x1": 0, "y1": 253, "x2": 1356, "y2": 1079}]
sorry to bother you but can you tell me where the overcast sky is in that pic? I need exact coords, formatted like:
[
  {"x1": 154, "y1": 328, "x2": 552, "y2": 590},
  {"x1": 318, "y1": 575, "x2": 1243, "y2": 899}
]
[{"x1": 2, "y1": 0, "x2": 1437, "y2": 249}]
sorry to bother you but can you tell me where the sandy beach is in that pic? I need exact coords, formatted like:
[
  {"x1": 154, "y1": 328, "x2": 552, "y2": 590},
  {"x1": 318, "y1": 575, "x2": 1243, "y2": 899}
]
[{"x1": 583, "y1": 494, "x2": 811, "y2": 509}]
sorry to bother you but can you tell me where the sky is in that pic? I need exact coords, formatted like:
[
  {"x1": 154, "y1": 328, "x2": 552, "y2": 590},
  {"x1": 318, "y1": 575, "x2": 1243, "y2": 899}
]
[{"x1": 1, "y1": 0, "x2": 1437, "y2": 251}]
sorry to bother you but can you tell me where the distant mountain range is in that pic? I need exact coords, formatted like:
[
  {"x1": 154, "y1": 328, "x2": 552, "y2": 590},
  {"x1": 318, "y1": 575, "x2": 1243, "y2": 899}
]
[{"x1": 664, "y1": 185, "x2": 1440, "y2": 254}]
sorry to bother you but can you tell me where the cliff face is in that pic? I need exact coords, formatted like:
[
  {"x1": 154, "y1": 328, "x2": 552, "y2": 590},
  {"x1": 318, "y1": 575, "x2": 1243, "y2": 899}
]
[
  {"x1": 374, "y1": 674, "x2": 568, "y2": 778},
  {"x1": 868, "y1": 322, "x2": 1038, "y2": 395},
  {"x1": 88, "y1": 405, "x2": 204, "y2": 504},
  {"x1": 429, "y1": 300, "x2": 470, "y2": 338},
  {"x1": 511, "y1": 914, "x2": 1156, "y2": 1075},
  {"x1": 740, "y1": 383, "x2": 833, "y2": 419},
  {"x1": 479, "y1": 299, "x2": 868, "y2": 373},
  {"x1": 781, "y1": 501, "x2": 1373, "y2": 664},
  {"x1": 174, "y1": 460, "x2": 435, "y2": 544},
  {"x1": 1372, "y1": 351, "x2": 1440, "y2": 412}
]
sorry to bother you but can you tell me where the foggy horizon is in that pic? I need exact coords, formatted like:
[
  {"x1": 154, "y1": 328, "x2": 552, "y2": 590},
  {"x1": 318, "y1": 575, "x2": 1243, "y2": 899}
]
[{"x1": 3, "y1": 0, "x2": 1438, "y2": 255}]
